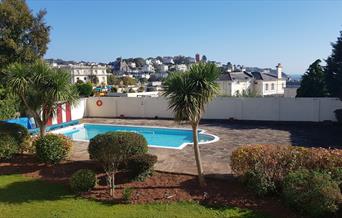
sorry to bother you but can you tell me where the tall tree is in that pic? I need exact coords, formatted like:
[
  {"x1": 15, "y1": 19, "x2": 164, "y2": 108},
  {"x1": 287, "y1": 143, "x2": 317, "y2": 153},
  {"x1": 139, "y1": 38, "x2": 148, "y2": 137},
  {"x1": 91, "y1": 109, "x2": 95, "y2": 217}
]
[
  {"x1": 5, "y1": 61, "x2": 79, "y2": 136},
  {"x1": 0, "y1": 0, "x2": 50, "y2": 69},
  {"x1": 163, "y1": 62, "x2": 220, "y2": 187},
  {"x1": 325, "y1": 30, "x2": 342, "y2": 99},
  {"x1": 296, "y1": 59, "x2": 328, "y2": 97}
]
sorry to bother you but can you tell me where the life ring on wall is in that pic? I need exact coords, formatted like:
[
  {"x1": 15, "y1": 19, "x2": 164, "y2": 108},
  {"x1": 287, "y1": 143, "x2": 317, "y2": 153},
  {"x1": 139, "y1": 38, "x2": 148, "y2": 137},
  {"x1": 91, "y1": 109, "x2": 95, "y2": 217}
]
[{"x1": 96, "y1": 100, "x2": 103, "y2": 107}]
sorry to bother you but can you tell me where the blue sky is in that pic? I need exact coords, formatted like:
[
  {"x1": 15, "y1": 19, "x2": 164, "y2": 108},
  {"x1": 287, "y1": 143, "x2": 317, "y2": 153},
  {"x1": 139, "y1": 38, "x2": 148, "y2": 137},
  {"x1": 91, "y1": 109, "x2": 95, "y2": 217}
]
[{"x1": 27, "y1": 0, "x2": 342, "y2": 74}]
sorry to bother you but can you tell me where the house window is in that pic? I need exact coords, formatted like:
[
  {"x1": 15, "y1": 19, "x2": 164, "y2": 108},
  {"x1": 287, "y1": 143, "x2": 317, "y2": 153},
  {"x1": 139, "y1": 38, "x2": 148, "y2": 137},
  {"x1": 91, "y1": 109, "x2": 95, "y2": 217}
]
[
  {"x1": 84, "y1": 77, "x2": 87, "y2": 81},
  {"x1": 271, "y1": 83, "x2": 275, "y2": 90},
  {"x1": 265, "y1": 84, "x2": 269, "y2": 90}
]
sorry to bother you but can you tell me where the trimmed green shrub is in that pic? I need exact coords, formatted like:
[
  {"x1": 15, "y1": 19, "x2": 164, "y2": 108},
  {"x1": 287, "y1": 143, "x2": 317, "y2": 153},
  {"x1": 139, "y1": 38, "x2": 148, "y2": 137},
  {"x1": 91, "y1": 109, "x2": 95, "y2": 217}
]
[
  {"x1": 231, "y1": 144, "x2": 342, "y2": 195},
  {"x1": 127, "y1": 153, "x2": 157, "y2": 181},
  {"x1": 0, "y1": 121, "x2": 31, "y2": 153},
  {"x1": 283, "y1": 169, "x2": 342, "y2": 217},
  {"x1": 0, "y1": 134, "x2": 19, "y2": 159},
  {"x1": 89, "y1": 131, "x2": 147, "y2": 161},
  {"x1": 70, "y1": 169, "x2": 96, "y2": 193},
  {"x1": 34, "y1": 134, "x2": 72, "y2": 164},
  {"x1": 88, "y1": 131, "x2": 147, "y2": 196}
]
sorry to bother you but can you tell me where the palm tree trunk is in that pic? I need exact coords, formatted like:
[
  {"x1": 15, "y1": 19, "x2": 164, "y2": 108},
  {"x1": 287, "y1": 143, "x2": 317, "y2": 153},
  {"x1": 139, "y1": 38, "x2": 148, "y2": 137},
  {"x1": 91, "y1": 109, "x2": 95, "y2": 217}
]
[
  {"x1": 192, "y1": 123, "x2": 206, "y2": 187},
  {"x1": 39, "y1": 123, "x2": 46, "y2": 136}
]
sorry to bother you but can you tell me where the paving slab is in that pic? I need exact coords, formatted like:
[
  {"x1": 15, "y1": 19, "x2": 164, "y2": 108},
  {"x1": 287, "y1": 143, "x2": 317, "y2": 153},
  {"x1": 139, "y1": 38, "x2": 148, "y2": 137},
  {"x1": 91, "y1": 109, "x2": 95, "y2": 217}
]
[{"x1": 70, "y1": 118, "x2": 342, "y2": 176}]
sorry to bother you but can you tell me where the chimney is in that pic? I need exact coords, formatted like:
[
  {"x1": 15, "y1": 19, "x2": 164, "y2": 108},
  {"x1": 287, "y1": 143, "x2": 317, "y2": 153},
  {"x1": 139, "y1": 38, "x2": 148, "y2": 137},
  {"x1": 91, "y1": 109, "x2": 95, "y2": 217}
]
[
  {"x1": 276, "y1": 63, "x2": 282, "y2": 79},
  {"x1": 195, "y1": 53, "x2": 200, "y2": 63}
]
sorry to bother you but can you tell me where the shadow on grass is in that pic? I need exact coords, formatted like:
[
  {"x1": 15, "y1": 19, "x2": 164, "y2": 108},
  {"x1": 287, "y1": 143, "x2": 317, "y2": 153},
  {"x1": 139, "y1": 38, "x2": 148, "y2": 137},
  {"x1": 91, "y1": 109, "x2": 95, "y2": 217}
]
[{"x1": 0, "y1": 178, "x2": 70, "y2": 204}]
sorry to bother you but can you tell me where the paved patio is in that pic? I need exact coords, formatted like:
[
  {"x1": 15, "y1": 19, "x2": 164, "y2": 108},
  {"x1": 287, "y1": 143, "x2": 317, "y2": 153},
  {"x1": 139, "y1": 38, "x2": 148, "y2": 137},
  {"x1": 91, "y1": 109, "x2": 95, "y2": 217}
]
[{"x1": 71, "y1": 118, "x2": 342, "y2": 177}]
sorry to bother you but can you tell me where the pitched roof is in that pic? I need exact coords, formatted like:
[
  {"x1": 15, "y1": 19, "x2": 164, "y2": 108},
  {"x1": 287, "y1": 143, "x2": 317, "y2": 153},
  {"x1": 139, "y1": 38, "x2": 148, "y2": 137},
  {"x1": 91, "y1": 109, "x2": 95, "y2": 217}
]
[
  {"x1": 218, "y1": 71, "x2": 253, "y2": 81},
  {"x1": 251, "y1": 71, "x2": 287, "y2": 81}
]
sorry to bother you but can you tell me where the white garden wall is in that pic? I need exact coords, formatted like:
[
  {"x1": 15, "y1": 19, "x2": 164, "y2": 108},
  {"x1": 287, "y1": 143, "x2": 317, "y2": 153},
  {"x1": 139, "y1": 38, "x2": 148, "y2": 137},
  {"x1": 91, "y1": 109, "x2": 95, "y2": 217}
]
[{"x1": 84, "y1": 97, "x2": 342, "y2": 122}]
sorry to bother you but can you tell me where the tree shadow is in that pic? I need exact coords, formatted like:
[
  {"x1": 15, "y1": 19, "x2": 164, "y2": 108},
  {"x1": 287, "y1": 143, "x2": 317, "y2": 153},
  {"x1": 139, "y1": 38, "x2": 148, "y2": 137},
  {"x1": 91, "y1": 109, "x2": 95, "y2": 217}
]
[
  {"x1": 201, "y1": 120, "x2": 342, "y2": 148},
  {"x1": 0, "y1": 178, "x2": 70, "y2": 204}
]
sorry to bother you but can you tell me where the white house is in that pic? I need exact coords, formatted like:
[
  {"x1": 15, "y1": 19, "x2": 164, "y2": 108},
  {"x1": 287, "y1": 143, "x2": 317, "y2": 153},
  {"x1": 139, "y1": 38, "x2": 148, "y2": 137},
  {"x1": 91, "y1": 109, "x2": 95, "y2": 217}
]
[
  {"x1": 59, "y1": 64, "x2": 109, "y2": 84},
  {"x1": 157, "y1": 64, "x2": 169, "y2": 72},
  {"x1": 217, "y1": 71, "x2": 254, "y2": 96},
  {"x1": 217, "y1": 63, "x2": 287, "y2": 96},
  {"x1": 142, "y1": 64, "x2": 155, "y2": 73},
  {"x1": 175, "y1": 64, "x2": 188, "y2": 72}
]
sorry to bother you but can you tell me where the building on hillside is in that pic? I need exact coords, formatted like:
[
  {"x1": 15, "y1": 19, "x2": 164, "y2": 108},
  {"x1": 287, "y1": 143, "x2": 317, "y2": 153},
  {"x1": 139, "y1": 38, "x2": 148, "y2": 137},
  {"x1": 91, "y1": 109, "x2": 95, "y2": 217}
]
[
  {"x1": 217, "y1": 63, "x2": 287, "y2": 96},
  {"x1": 162, "y1": 56, "x2": 174, "y2": 65},
  {"x1": 157, "y1": 64, "x2": 169, "y2": 72},
  {"x1": 142, "y1": 64, "x2": 155, "y2": 73},
  {"x1": 175, "y1": 64, "x2": 188, "y2": 72},
  {"x1": 58, "y1": 64, "x2": 109, "y2": 84},
  {"x1": 217, "y1": 71, "x2": 254, "y2": 96}
]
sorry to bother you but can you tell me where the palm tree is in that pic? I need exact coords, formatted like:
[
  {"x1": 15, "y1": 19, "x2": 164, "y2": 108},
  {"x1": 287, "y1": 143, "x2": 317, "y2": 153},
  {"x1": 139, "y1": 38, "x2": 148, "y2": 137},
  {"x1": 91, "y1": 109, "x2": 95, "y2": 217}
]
[
  {"x1": 5, "y1": 61, "x2": 79, "y2": 136},
  {"x1": 163, "y1": 62, "x2": 220, "y2": 187}
]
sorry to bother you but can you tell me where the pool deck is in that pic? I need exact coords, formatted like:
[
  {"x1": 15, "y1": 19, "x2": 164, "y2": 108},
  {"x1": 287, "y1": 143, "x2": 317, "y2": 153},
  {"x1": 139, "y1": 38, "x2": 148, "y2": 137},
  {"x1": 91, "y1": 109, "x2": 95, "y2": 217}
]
[{"x1": 71, "y1": 118, "x2": 342, "y2": 177}]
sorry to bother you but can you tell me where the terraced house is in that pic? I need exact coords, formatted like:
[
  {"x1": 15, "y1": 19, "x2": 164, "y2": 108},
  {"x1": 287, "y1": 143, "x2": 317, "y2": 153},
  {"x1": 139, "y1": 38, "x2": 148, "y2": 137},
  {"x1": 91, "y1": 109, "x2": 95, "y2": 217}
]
[{"x1": 58, "y1": 64, "x2": 109, "y2": 84}]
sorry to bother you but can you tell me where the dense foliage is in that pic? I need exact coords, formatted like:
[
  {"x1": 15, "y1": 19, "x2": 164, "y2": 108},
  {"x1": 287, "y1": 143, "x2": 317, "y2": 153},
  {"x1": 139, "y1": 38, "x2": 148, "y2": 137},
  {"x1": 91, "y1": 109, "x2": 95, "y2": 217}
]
[
  {"x1": 5, "y1": 61, "x2": 79, "y2": 135},
  {"x1": 70, "y1": 169, "x2": 97, "y2": 194},
  {"x1": 296, "y1": 59, "x2": 329, "y2": 97},
  {"x1": 0, "y1": 121, "x2": 31, "y2": 153},
  {"x1": 76, "y1": 82, "x2": 93, "y2": 97},
  {"x1": 107, "y1": 75, "x2": 118, "y2": 85},
  {"x1": 127, "y1": 153, "x2": 158, "y2": 181},
  {"x1": 88, "y1": 132, "x2": 148, "y2": 196},
  {"x1": 231, "y1": 144, "x2": 342, "y2": 216},
  {"x1": 283, "y1": 169, "x2": 342, "y2": 217},
  {"x1": 34, "y1": 134, "x2": 72, "y2": 164},
  {"x1": 0, "y1": 134, "x2": 19, "y2": 159},
  {"x1": 0, "y1": 85, "x2": 18, "y2": 119},
  {"x1": 0, "y1": 0, "x2": 50, "y2": 68},
  {"x1": 326, "y1": 30, "x2": 342, "y2": 99}
]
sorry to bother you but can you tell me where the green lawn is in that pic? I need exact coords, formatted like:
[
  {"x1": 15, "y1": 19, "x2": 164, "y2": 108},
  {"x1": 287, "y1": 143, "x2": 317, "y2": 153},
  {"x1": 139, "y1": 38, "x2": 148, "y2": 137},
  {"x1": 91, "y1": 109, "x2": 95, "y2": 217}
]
[{"x1": 0, "y1": 174, "x2": 267, "y2": 218}]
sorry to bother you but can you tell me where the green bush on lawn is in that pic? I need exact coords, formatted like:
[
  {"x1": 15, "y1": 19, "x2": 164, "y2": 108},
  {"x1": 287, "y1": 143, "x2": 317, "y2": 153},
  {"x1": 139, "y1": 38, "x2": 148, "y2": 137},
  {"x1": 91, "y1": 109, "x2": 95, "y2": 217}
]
[{"x1": 70, "y1": 169, "x2": 96, "y2": 194}]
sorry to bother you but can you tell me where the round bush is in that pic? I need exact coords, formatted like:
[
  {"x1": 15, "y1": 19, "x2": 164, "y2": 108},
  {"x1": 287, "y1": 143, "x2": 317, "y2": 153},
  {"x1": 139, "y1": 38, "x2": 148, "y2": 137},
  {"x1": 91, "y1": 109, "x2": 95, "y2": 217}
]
[
  {"x1": 70, "y1": 169, "x2": 96, "y2": 193},
  {"x1": 127, "y1": 153, "x2": 157, "y2": 181},
  {"x1": 283, "y1": 169, "x2": 342, "y2": 217},
  {"x1": 0, "y1": 134, "x2": 19, "y2": 159},
  {"x1": 0, "y1": 121, "x2": 31, "y2": 153},
  {"x1": 88, "y1": 131, "x2": 147, "y2": 162},
  {"x1": 34, "y1": 134, "x2": 72, "y2": 164}
]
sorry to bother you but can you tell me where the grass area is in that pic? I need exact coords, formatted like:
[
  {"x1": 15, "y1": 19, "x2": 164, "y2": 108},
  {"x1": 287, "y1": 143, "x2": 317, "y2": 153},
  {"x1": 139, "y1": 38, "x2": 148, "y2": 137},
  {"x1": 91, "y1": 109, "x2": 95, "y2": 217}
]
[{"x1": 0, "y1": 174, "x2": 268, "y2": 218}]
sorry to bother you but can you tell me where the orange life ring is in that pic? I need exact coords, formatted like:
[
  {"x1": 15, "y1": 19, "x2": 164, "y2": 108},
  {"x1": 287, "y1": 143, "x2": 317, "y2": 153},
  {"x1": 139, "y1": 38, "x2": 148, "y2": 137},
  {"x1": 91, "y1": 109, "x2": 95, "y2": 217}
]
[{"x1": 96, "y1": 100, "x2": 103, "y2": 107}]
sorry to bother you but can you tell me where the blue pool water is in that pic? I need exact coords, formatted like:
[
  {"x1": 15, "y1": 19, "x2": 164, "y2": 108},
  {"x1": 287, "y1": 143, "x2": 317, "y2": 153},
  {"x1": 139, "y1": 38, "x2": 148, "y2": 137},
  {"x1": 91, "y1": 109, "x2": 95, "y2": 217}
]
[{"x1": 58, "y1": 124, "x2": 217, "y2": 149}]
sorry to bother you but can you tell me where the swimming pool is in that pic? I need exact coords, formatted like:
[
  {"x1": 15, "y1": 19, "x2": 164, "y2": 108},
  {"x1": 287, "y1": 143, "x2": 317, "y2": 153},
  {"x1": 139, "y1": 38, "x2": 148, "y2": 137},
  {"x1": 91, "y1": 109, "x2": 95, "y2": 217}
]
[{"x1": 52, "y1": 123, "x2": 219, "y2": 149}]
